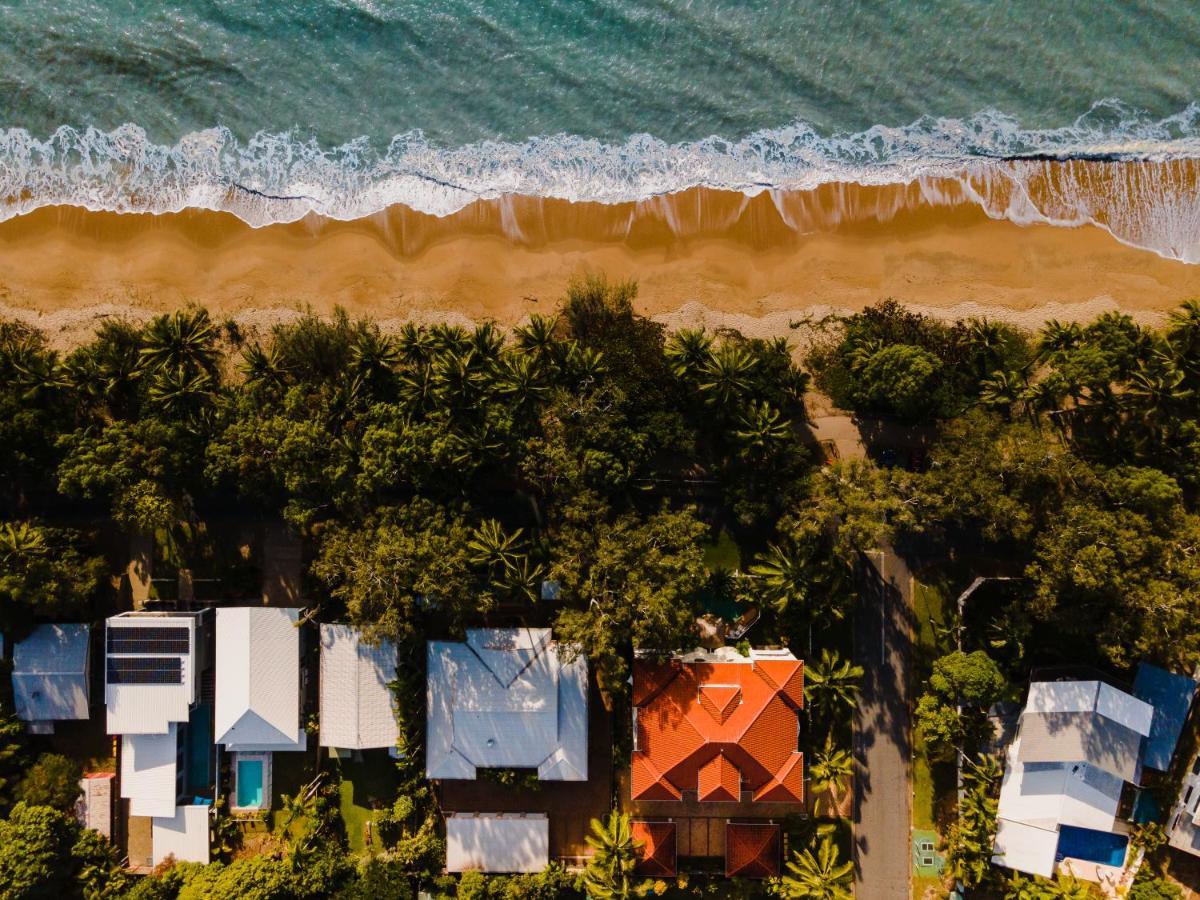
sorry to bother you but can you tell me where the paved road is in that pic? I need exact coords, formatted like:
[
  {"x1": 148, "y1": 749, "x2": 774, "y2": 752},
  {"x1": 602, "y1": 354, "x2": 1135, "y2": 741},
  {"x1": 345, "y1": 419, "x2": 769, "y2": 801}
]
[{"x1": 853, "y1": 546, "x2": 915, "y2": 899}]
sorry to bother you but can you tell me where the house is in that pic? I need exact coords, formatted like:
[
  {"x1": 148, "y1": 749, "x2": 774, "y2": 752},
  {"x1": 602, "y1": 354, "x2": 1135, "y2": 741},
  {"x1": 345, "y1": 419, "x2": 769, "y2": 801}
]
[
  {"x1": 630, "y1": 647, "x2": 805, "y2": 805},
  {"x1": 319, "y1": 624, "x2": 399, "y2": 755},
  {"x1": 105, "y1": 612, "x2": 205, "y2": 820},
  {"x1": 12, "y1": 623, "x2": 91, "y2": 733},
  {"x1": 445, "y1": 812, "x2": 550, "y2": 873},
  {"x1": 215, "y1": 608, "x2": 305, "y2": 812},
  {"x1": 426, "y1": 628, "x2": 587, "y2": 781},
  {"x1": 632, "y1": 821, "x2": 678, "y2": 878},
  {"x1": 151, "y1": 804, "x2": 210, "y2": 866},
  {"x1": 992, "y1": 673, "x2": 1193, "y2": 882}
]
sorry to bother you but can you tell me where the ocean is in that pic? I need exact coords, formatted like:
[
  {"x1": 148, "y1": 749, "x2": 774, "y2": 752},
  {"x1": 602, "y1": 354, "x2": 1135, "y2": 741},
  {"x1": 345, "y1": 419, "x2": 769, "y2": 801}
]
[{"x1": 0, "y1": 0, "x2": 1198, "y2": 257}]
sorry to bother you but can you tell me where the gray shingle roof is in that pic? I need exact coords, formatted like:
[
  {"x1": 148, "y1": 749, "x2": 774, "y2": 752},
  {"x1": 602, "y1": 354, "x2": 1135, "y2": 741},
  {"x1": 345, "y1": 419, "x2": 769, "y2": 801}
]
[{"x1": 13, "y1": 624, "x2": 90, "y2": 723}]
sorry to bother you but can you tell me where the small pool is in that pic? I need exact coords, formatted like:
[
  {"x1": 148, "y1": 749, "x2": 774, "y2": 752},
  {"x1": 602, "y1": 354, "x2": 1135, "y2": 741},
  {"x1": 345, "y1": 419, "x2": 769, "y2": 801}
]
[
  {"x1": 236, "y1": 759, "x2": 264, "y2": 809},
  {"x1": 1056, "y1": 825, "x2": 1128, "y2": 867}
]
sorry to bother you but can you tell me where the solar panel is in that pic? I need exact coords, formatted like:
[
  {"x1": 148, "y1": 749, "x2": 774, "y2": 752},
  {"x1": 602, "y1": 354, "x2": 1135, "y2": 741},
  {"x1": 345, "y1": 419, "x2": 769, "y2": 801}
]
[
  {"x1": 106, "y1": 626, "x2": 189, "y2": 655},
  {"x1": 106, "y1": 656, "x2": 183, "y2": 685}
]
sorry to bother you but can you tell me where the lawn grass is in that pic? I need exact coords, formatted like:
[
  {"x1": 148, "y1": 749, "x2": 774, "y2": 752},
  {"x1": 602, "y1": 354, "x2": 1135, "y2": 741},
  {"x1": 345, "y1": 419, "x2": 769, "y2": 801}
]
[
  {"x1": 332, "y1": 751, "x2": 400, "y2": 851},
  {"x1": 911, "y1": 577, "x2": 949, "y2": 833},
  {"x1": 268, "y1": 746, "x2": 319, "y2": 834},
  {"x1": 701, "y1": 529, "x2": 742, "y2": 572}
]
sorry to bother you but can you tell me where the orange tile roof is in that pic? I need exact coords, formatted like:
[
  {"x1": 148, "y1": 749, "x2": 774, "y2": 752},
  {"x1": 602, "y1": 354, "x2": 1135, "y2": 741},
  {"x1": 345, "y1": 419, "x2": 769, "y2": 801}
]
[
  {"x1": 697, "y1": 752, "x2": 740, "y2": 801},
  {"x1": 631, "y1": 820, "x2": 677, "y2": 877},
  {"x1": 631, "y1": 655, "x2": 804, "y2": 804},
  {"x1": 725, "y1": 822, "x2": 781, "y2": 878}
]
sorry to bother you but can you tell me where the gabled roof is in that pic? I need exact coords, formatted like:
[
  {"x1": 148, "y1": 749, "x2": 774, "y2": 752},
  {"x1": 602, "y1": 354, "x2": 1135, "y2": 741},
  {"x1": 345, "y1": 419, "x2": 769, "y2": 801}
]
[
  {"x1": 445, "y1": 812, "x2": 549, "y2": 873},
  {"x1": 632, "y1": 821, "x2": 677, "y2": 877},
  {"x1": 152, "y1": 805, "x2": 209, "y2": 866},
  {"x1": 120, "y1": 728, "x2": 178, "y2": 819},
  {"x1": 319, "y1": 624, "x2": 399, "y2": 751},
  {"x1": 215, "y1": 608, "x2": 304, "y2": 752},
  {"x1": 426, "y1": 629, "x2": 587, "y2": 781},
  {"x1": 12, "y1": 624, "x2": 90, "y2": 723},
  {"x1": 1018, "y1": 680, "x2": 1154, "y2": 782},
  {"x1": 105, "y1": 613, "x2": 198, "y2": 735},
  {"x1": 1133, "y1": 664, "x2": 1197, "y2": 771},
  {"x1": 631, "y1": 648, "x2": 803, "y2": 804},
  {"x1": 725, "y1": 822, "x2": 780, "y2": 878}
]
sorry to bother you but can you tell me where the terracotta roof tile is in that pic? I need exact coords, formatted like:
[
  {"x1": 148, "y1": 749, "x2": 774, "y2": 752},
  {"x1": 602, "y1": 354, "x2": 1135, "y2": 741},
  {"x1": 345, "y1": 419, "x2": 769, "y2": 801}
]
[
  {"x1": 753, "y1": 752, "x2": 805, "y2": 803},
  {"x1": 631, "y1": 653, "x2": 805, "y2": 804},
  {"x1": 725, "y1": 822, "x2": 781, "y2": 878},
  {"x1": 698, "y1": 684, "x2": 742, "y2": 723},
  {"x1": 632, "y1": 821, "x2": 677, "y2": 877},
  {"x1": 697, "y1": 752, "x2": 741, "y2": 802},
  {"x1": 753, "y1": 659, "x2": 804, "y2": 709}
]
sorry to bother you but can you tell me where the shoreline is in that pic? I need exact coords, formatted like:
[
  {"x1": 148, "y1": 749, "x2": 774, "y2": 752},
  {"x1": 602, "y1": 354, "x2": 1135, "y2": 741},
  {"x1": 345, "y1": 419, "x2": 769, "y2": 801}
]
[{"x1": 2, "y1": 183, "x2": 1199, "y2": 349}]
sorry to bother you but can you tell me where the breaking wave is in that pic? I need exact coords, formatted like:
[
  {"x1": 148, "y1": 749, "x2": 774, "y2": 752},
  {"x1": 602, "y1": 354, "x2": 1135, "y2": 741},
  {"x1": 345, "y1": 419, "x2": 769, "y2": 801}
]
[{"x1": 2, "y1": 100, "x2": 1200, "y2": 261}]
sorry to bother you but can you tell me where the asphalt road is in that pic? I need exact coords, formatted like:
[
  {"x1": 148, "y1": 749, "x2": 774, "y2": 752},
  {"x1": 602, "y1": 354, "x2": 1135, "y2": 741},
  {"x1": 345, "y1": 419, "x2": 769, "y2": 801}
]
[{"x1": 853, "y1": 546, "x2": 915, "y2": 899}]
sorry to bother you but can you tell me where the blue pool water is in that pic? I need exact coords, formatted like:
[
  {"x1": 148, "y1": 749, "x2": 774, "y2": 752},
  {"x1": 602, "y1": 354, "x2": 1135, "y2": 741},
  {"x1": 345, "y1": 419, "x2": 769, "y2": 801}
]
[
  {"x1": 1056, "y1": 826, "x2": 1128, "y2": 867},
  {"x1": 236, "y1": 760, "x2": 264, "y2": 809}
]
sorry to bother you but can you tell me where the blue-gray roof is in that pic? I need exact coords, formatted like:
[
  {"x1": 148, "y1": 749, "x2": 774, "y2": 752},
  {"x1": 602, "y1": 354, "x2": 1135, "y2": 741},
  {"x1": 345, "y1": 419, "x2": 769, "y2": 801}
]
[
  {"x1": 1133, "y1": 663, "x2": 1197, "y2": 771},
  {"x1": 12, "y1": 624, "x2": 91, "y2": 722}
]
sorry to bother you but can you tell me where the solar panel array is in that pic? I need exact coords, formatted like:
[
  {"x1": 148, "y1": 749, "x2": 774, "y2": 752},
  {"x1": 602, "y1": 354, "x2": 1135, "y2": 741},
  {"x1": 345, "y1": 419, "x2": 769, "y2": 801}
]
[
  {"x1": 106, "y1": 626, "x2": 189, "y2": 655},
  {"x1": 106, "y1": 656, "x2": 183, "y2": 685}
]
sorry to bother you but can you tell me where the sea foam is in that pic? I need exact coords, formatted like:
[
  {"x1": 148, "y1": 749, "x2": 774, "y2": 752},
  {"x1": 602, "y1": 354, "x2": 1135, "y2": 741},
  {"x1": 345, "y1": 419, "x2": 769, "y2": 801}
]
[{"x1": 2, "y1": 100, "x2": 1200, "y2": 261}]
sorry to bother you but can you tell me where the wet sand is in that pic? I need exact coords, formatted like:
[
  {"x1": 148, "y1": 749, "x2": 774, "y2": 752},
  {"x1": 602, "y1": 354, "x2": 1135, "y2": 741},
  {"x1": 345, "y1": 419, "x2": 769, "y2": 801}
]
[{"x1": 1, "y1": 179, "x2": 1199, "y2": 347}]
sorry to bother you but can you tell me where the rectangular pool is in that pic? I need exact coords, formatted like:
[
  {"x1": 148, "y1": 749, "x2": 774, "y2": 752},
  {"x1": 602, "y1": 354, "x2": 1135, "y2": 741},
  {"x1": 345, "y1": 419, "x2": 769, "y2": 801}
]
[
  {"x1": 1055, "y1": 825, "x2": 1128, "y2": 867},
  {"x1": 236, "y1": 759, "x2": 264, "y2": 809}
]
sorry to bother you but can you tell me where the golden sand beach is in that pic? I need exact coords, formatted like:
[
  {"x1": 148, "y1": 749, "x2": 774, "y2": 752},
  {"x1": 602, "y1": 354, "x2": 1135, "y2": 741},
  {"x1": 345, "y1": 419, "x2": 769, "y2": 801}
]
[{"x1": 2, "y1": 168, "x2": 1199, "y2": 347}]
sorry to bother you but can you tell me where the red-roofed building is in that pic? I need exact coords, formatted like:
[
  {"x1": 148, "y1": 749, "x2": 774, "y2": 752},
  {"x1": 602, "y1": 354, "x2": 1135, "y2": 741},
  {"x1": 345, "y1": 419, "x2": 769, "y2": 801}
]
[
  {"x1": 631, "y1": 648, "x2": 804, "y2": 806},
  {"x1": 631, "y1": 820, "x2": 678, "y2": 877},
  {"x1": 725, "y1": 822, "x2": 781, "y2": 878}
]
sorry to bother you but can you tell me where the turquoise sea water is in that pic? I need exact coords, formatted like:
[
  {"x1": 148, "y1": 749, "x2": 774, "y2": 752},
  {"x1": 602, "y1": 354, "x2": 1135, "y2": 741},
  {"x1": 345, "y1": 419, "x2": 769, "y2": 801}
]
[{"x1": 0, "y1": 1, "x2": 1198, "y2": 245}]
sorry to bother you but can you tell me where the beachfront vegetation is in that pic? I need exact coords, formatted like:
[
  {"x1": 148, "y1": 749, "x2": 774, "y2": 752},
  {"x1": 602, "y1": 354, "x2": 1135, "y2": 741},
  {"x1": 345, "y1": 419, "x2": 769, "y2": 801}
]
[{"x1": 4, "y1": 285, "x2": 1200, "y2": 895}]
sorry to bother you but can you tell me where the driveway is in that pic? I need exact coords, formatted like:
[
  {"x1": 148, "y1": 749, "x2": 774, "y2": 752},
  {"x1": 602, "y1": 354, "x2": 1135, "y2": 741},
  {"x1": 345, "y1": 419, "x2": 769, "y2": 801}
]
[{"x1": 853, "y1": 546, "x2": 915, "y2": 899}]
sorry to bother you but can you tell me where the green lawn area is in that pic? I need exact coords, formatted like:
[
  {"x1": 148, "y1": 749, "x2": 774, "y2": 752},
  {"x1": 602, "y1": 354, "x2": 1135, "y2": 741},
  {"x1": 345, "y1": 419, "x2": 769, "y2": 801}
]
[
  {"x1": 702, "y1": 529, "x2": 741, "y2": 572},
  {"x1": 268, "y1": 747, "x2": 319, "y2": 835},
  {"x1": 911, "y1": 574, "x2": 960, "y2": 898},
  {"x1": 332, "y1": 752, "x2": 400, "y2": 852}
]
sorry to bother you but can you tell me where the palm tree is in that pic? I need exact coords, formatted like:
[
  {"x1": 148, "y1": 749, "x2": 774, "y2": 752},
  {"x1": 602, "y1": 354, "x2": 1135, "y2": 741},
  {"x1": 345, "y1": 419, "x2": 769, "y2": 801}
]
[
  {"x1": 494, "y1": 353, "x2": 548, "y2": 408},
  {"x1": 1167, "y1": 298, "x2": 1200, "y2": 383},
  {"x1": 804, "y1": 648, "x2": 864, "y2": 723},
  {"x1": 0, "y1": 521, "x2": 47, "y2": 559},
  {"x1": 146, "y1": 365, "x2": 215, "y2": 418},
  {"x1": 1052, "y1": 874, "x2": 1093, "y2": 900},
  {"x1": 809, "y1": 737, "x2": 853, "y2": 815},
  {"x1": 664, "y1": 328, "x2": 713, "y2": 381},
  {"x1": 698, "y1": 343, "x2": 756, "y2": 410},
  {"x1": 138, "y1": 308, "x2": 219, "y2": 378},
  {"x1": 778, "y1": 837, "x2": 853, "y2": 900},
  {"x1": 978, "y1": 369, "x2": 1025, "y2": 419},
  {"x1": 1124, "y1": 358, "x2": 1192, "y2": 434},
  {"x1": 350, "y1": 329, "x2": 402, "y2": 395},
  {"x1": 750, "y1": 542, "x2": 812, "y2": 615},
  {"x1": 512, "y1": 314, "x2": 560, "y2": 365},
  {"x1": 583, "y1": 812, "x2": 646, "y2": 900},
  {"x1": 239, "y1": 342, "x2": 292, "y2": 393},
  {"x1": 396, "y1": 322, "x2": 436, "y2": 366},
  {"x1": 1036, "y1": 319, "x2": 1082, "y2": 361},
  {"x1": 965, "y1": 318, "x2": 1010, "y2": 378},
  {"x1": 470, "y1": 322, "x2": 505, "y2": 362},
  {"x1": 563, "y1": 341, "x2": 606, "y2": 386},
  {"x1": 733, "y1": 402, "x2": 792, "y2": 459}
]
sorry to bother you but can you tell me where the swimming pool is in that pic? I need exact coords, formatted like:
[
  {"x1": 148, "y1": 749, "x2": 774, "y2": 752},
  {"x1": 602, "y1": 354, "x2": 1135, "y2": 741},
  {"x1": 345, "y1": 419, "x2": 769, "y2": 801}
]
[
  {"x1": 236, "y1": 759, "x2": 264, "y2": 809},
  {"x1": 1055, "y1": 825, "x2": 1128, "y2": 867}
]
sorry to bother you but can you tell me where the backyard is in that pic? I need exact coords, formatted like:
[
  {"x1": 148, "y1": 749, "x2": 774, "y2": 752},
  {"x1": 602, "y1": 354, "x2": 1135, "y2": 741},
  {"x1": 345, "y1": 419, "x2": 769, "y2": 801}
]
[{"x1": 331, "y1": 752, "x2": 401, "y2": 852}]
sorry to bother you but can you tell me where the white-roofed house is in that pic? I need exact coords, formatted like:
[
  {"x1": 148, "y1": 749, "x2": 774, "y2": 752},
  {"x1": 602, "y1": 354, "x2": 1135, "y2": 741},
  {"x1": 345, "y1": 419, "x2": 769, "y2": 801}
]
[
  {"x1": 446, "y1": 812, "x2": 550, "y2": 873},
  {"x1": 215, "y1": 607, "x2": 306, "y2": 812},
  {"x1": 104, "y1": 610, "x2": 209, "y2": 867},
  {"x1": 151, "y1": 804, "x2": 210, "y2": 866},
  {"x1": 12, "y1": 623, "x2": 91, "y2": 733},
  {"x1": 426, "y1": 628, "x2": 587, "y2": 783},
  {"x1": 319, "y1": 624, "x2": 399, "y2": 756},
  {"x1": 992, "y1": 679, "x2": 1155, "y2": 882}
]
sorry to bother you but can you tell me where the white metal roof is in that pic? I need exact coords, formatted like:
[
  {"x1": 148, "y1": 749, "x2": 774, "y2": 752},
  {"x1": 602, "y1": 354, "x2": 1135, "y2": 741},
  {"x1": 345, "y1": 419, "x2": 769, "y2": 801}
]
[
  {"x1": 215, "y1": 608, "x2": 305, "y2": 752},
  {"x1": 105, "y1": 614, "x2": 197, "y2": 735},
  {"x1": 445, "y1": 813, "x2": 549, "y2": 873},
  {"x1": 152, "y1": 805, "x2": 210, "y2": 865},
  {"x1": 992, "y1": 818, "x2": 1059, "y2": 878},
  {"x1": 1025, "y1": 681, "x2": 1154, "y2": 736},
  {"x1": 12, "y1": 624, "x2": 90, "y2": 723},
  {"x1": 319, "y1": 624, "x2": 399, "y2": 751},
  {"x1": 120, "y1": 728, "x2": 178, "y2": 819},
  {"x1": 426, "y1": 628, "x2": 587, "y2": 781}
]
